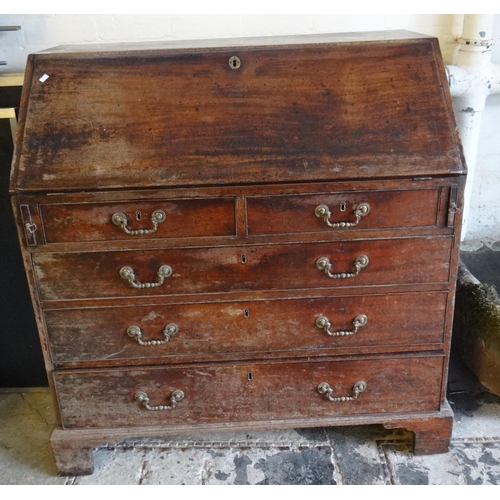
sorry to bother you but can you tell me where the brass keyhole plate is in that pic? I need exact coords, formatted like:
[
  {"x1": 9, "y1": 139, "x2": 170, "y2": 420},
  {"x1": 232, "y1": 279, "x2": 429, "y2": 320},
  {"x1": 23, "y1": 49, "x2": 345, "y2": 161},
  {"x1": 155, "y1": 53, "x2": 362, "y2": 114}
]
[{"x1": 229, "y1": 56, "x2": 241, "y2": 69}]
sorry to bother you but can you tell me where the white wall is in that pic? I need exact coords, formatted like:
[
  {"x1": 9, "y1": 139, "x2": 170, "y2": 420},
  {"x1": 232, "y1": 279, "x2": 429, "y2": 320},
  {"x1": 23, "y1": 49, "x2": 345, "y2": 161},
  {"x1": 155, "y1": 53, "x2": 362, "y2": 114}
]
[
  {"x1": 1, "y1": 13, "x2": 499, "y2": 241},
  {"x1": 464, "y1": 13, "x2": 500, "y2": 241},
  {"x1": 0, "y1": 14, "x2": 465, "y2": 71}
]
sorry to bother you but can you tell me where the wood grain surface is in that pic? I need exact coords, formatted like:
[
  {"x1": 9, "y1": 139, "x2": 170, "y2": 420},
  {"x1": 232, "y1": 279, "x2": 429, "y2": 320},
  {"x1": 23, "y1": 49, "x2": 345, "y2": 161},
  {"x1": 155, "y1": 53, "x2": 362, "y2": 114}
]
[
  {"x1": 13, "y1": 37, "x2": 464, "y2": 192},
  {"x1": 44, "y1": 291, "x2": 448, "y2": 366},
  {"x1": 54, "y1": 354, "x2": 444, "y2": 429}
]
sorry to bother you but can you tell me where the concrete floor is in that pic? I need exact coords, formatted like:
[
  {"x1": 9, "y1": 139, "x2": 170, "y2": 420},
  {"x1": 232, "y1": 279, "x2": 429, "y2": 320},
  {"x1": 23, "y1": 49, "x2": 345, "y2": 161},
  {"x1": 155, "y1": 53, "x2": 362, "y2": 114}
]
[{"x1": 1, "y1": 350, "x2": 500, "y2": 485}]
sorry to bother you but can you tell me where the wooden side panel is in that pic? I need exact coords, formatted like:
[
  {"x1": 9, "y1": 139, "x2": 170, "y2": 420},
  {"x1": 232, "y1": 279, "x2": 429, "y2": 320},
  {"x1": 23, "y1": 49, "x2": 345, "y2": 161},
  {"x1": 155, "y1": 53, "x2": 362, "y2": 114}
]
[
  {"x1": 54, "y1": 355, "x2": 444, "y2": 429},
  {"x1": 32, "y1": 237, "x2": 453, "y2": 301}
]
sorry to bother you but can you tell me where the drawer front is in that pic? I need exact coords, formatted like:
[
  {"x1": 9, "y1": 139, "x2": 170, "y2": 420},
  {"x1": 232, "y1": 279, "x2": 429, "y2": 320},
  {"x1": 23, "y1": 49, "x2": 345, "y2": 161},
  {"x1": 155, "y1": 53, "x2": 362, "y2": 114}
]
[
  {"x1": 45, "y1": 292, "x2": 447, "y2": 365},
  {"x1": 33, "y1": 237, "x2": 452, "y2": 301},
  {"x1": 40, "y1": 197, "x2": 236, "y2": 243},
  {"x1": 247, "y1": 188, "x2": 440, "y2": 235},
  {"x1": 54, "y1": 355, "x2": 444, "y2": 429}
]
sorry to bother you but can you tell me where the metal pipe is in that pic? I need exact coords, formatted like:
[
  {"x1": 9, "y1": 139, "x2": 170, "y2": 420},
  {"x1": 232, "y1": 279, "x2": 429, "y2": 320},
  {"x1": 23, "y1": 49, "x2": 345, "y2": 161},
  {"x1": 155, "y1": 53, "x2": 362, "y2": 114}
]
[{"x1": 447, "y1": 14, "x2": 500, "y2": 238}]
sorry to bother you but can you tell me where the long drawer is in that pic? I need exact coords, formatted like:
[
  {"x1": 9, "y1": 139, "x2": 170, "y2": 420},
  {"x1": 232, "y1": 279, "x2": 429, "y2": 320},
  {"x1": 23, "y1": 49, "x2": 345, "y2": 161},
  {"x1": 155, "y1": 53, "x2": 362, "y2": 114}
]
[
  {"x1": 54, "y1": 354, "x2": 444, "y2": 429},
  {"x1": 45, "y1": 292, "x2": 448, "y2": 366},
  {"x1": 33, "y1": 237, "x2": 452, "y2": 301}
]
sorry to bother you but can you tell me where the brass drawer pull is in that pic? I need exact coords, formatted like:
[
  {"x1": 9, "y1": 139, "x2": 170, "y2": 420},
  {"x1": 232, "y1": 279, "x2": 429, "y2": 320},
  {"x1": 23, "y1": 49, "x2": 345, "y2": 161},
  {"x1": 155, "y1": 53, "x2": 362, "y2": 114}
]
[
  {"x1": 315, "y1": 202, "x2": 370, "y2": 228},
  {"x1": 112, "y1": 209, "x2": 166, "y2": 235},
  {"x1": 317, "y1": 381, "x2": 367, "y2": 402},
  {"x1": 316, "y1": 254, "x2": 369, "y2": 279},
  {"x1": 119, "y1": 265, "x2": 173, "y2": 289},
  {"x1": 127, "y1": 323, "x2": 179, "y2": 346},
  {"x1": 315, "y1": 314, "x2": 368, "y2": 337},
  {"x1": 135, "y1": 389, "x2": 185, "y2": 411}
]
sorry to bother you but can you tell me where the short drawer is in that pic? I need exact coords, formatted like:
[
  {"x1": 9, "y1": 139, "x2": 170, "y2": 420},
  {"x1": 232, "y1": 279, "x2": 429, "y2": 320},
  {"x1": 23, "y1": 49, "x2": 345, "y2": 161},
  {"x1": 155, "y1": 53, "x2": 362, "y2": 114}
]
[
  {"x1": 39, "y1": 197, "x2": 236, "y2": 243},
  {"x1": 246, "y1": 188, "x2": 441, "y2": 235},
  {"x1": 45, "y1": 292, "x2": 448, "y2": 366},
  {"x1": 33, "y1": 237, "x2": 452, "y2": 301},
  {"x1": 54, "y1": 354, "x2": 444, "y2": 429}
]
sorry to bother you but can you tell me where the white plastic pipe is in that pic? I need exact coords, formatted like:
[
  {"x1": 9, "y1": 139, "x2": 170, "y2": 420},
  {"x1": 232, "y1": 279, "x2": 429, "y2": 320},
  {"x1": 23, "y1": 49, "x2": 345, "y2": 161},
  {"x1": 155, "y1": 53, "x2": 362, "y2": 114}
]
[{"x1": 447, "y1": 14, "x2": 500, "y2": 239}]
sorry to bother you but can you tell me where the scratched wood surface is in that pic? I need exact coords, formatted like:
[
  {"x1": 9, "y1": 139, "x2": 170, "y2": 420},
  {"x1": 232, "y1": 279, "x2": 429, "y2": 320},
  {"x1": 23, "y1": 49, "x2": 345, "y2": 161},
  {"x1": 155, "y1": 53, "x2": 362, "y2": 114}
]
[
  {"x1": 44, "y1": 291, "x2": 448, "y2": 367},
  {"x1": 32, "y1": 237, "x2": 453, "y2": 301},
  {"x1": 246, "y1": 187, "x2": 441, "y2": 235},
  {"x1": 54, "y1": 354, "x2": 444, "y2": 428},
  {"x1": 40, "y1": 197, "x2": 237, "y2": 243},
  {"x1": 12, "y1": 35, "x2": 464, "y2": 193}
]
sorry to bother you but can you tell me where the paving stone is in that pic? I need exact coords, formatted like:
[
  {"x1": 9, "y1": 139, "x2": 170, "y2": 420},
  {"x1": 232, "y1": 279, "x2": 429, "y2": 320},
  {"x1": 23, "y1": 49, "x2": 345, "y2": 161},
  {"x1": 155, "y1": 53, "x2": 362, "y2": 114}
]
[
  {"x1": 73, "y1": 448, "x2": 146, "y2": 485},
  {"x1": 451, "y1": 400, "x2": 500, "y2": 440},
  {"x1": 385, "y1": 441, "x2": 500, "y2": 485},
  {"x1": 326, "y1": 425, "x2": 397, "y2": 485},
  {"x1": 139, "y1": 448, "x2": 210, "y2": 485},
  {"x1": 448, "y1": 354, "x2": 500, "y2": 440},
  {"x1": 0, "y1": 392, "x2": 65, "y2": 484},
  {"x1": 203, "y1": 446, "x2": 335, "y2": 485}
]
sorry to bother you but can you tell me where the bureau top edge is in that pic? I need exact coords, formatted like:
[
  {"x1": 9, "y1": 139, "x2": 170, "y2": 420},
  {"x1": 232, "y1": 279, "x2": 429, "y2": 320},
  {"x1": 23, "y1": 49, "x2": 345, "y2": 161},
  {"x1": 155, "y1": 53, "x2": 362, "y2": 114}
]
[{"x1": 33, "y1": 30, "x2": 433, "y2": 57}]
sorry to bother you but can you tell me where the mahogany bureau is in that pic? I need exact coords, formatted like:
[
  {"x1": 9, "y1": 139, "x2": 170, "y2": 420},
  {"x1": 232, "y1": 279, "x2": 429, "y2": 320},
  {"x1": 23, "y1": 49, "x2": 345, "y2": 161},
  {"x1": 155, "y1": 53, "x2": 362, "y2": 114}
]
[{"x1": 10, "y1": 31, "x2": 466, "y2": 475}]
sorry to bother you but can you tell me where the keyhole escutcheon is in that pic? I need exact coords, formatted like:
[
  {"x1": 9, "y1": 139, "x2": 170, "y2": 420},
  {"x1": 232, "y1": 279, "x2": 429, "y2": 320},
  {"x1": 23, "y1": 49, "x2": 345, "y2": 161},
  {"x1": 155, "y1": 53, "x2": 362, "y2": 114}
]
[{"x1": 229, "y1": 56, "x2": 241, "y2": 70}]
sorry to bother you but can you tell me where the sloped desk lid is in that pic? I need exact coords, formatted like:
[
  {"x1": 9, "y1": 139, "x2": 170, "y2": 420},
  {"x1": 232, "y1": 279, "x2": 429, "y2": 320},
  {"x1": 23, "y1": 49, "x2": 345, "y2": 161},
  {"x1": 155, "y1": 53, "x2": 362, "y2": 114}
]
[{"x1": 11, "y1": 31, "x2": 466, "y2": 193}]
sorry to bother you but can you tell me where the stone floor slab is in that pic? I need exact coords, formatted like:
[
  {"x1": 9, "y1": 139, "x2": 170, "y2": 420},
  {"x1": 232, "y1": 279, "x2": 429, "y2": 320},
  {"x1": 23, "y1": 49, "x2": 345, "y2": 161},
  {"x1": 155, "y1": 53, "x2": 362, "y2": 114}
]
[
  {"x1": 0, "y1": 392, "x2": 64, "y2": 484},
  {"x1": 73, "y1": 448, "x2": 146, "y2": 485},
  {"x1": 202, "y1": 445, "x2": 336, "y2": 485},
  {"x1": 326, "y1": 425, "x2": 410, "y2": 485},
  {"x1": 384, "y1": 440, "x2": 500, "y2": 485}
]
